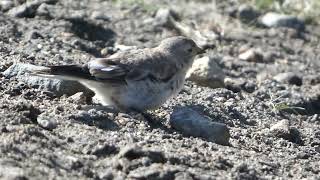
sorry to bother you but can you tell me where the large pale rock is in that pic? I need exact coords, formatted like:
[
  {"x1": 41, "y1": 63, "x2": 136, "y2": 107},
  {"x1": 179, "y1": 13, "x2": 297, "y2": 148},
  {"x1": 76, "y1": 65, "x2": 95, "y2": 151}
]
[
  {"x1": 186, "y1": 56, "x2": 225, "y2": 88},
  {"x1": 3, "y1": 63, "x2": 92, "y2": 96}
]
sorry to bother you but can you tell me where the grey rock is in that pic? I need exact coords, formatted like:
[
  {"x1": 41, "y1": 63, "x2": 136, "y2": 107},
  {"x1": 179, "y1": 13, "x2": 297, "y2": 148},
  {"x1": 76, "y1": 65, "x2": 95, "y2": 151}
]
[
  {"x1": 127, "y1": 164, "x2": 175, "y2": 180},
  {"x1": 273, "y1": 72, "x2": 302, "y2": 86},
  {"x1": 118, "y1": 145, "x2": 166, "y2": 163},
  {"x1": 238, "y1": 49, "x2": 263, "y2": 62},
  {"x1": 25, "y1": 30, "x2": 43, "y2": 41},
  {"x1": 269, "y1": 119, "x2": 291, "y2": 138},
  {"x1": 0, "y1": 162, "x2": 26, "y2": 180},
  {"x1": 175, "y1": 172, "x2": 194, "y2": 180},
  {"x1": 0, "y1": 0, "x2": 14, "y2": 11},
  {"x1": 89, "y1": 143, "x2": 118, "y2": 157},
  {"x1": 68, "y1": 92, "x2": 87, "y2": 104},
  {"x1": 90, "y1": 11, "x2": 110, "y2": 21},
  {"x1": 224, "y1": 77, "x2": 244, "y2": 93},
  {"x1": 3, "y1": 63, "x2": 43, "y2": 78},
  {"x1": 37, "y1": 113, "x2": 57, "y2": 130},
  {"x1": 154, "y1": 8, "x2": 179, "y2": 27},
  {"x1": 186, "y1": 56, "x2": 225, "y2": 88},
  {"x1": 260, "y1": 12, "x2": 305, "y2": 30},
  {"x1": 36, "y1": 3, "x2": 54, "y2": 18},
  {"x1": 8, "y1": 0, "x2": 42, "y2": 17},
  {"x1": 170, "y1": 107, "x2": 230, "y2": 145},
  {"x1": 238, "y1": 4, "x2": 260, "y2": 23},
  {"x1": 3, "y1": 63, "x2": 92, "y2": 96},
  {"x1": 304, "y1": 74, "x2": 320, "y2": 85},
  {"x1": 269, "y1": 119, "x2": 302, "y2": 144},
  {"x1": 7, "y1": 0, "x2": 57, "y2": 17}
]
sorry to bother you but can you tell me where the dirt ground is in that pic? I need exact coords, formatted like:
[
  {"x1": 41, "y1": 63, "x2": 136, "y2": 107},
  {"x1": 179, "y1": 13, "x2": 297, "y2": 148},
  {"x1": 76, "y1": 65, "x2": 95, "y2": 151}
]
[{"x1": 0, "y1": 0, "x2": 320, "y2": 179}]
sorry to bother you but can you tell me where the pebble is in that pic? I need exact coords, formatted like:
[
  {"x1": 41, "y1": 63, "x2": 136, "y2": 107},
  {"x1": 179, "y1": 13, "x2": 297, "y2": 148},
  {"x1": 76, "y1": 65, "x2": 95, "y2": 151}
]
[
  {"x1": 0, "y1": 0, "x2": 13, "y2": 11},
  {"x1": 118, "y1": 145, "x2": 166, "y2": 163},
  {"x1": 238, "y1": 49, "x2": 263, "y2": 62},
  {"x1": 273, "y1": 72, "x2": 302, "y2": 86},
  {"x1": 186, "y1": 56, "x2": 225, "y2": 88},
  {"x1": 237, "y1": 4, "x2": 260, "y2": 23},
  {"x1": 269, "y1": 119, "x2": 302, "y2": 144},
  {"x1": 90, "y1": 10, "x2": 110, "y2": 21},
  {"x1": 37, "y1": 113, "x2": 57, "y2": 130},
  {"x1": 260, "y1": 12, "x2": 305, "y2": 31},
  {"x1": 68, "y1": 92, "x2": 87, "y2": 104},
  {"x1": 224, "y1": 77, "x2": 243, "y2": 93},
  {"x1": 153, "y1": 8, "x2": 179, "y2": 27},
  {"x1": 7, "y1": 0, "x2": 46, "y2": 17},
  {"x1": 269, "y1": 119, "x2": 291, "y2": 139},
  {"x1": 170, "y1": 107, "x2": 230, "y2": 145}
]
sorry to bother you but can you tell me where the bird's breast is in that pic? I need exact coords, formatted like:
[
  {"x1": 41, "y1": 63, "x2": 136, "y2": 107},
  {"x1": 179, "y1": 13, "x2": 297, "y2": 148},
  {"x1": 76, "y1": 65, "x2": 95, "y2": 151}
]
[{"x1": 115, "y1": 71, "x2": 186, "y2": 111}]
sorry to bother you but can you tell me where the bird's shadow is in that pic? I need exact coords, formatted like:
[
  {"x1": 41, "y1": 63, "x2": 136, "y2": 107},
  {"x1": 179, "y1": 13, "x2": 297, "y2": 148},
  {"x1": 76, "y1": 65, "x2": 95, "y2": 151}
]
[
  {"x1": 70, "y1": 106, "x2": 120, "y2": 131},
  {"x1": 70, "y1": 105, "x2": 173, "y2": 133}
]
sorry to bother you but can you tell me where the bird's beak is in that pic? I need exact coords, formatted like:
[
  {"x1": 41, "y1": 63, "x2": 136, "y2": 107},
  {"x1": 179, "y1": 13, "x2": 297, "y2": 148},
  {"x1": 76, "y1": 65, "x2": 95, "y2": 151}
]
[{"x1": 195, "y1": 45, "x2": 205, "y2": 55}]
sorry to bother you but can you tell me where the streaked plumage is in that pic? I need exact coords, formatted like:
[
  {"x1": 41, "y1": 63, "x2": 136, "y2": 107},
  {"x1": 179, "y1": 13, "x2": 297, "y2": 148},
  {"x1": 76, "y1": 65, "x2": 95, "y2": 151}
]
[{"x1": 34, "y1": 36, "x2": 203, "y2": 111}]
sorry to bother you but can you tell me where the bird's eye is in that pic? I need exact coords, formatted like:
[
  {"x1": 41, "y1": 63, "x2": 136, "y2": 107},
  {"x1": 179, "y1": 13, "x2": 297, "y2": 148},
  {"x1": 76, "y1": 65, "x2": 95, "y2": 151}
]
[{"x1": 187, "y1": 48, "x2": 193, "y2": 53}]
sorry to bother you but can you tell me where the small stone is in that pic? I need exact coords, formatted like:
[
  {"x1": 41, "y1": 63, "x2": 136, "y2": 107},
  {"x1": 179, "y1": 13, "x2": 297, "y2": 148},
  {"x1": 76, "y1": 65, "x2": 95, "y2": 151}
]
[
  {"x1": 114, "y1": 43, "x2": 137, "y2": 52},
  {"x1": 127, "y1": 164, "x2": 175, "y2": 179},
  {"x1": 36, "y1": 3, "x2": 52, "y2": 17},
  {"x1": 238, "y1": 49, "x2": 263, "y2": 62},
  {"x1": 90, "y1": 11, "x2": 110, "y2": 21},
  {"x1": 186, "y1": 56, "x2": 225, "y2": 88},
  {"x1": 170, "y1": 107, "x2": 230, "y2": 145},
  {"x1": 90, "y1": 143, "x2": 118, "y2": 157},
  {"x1": 238, "y1": 4, "x2": 260, "y2": 23},
  {"x1": 269, "y1": 119, "x2": 290, "y2": 138},
  {"x1": 7, "y1": 0, "x2": 40, "y2": 17},
  {"x1": 68, "y1": 92, "x2": 87, "y2": 104},
  {"x1": 295, "y1": 152, "x2": 310, "y2": 159},
  {"x1": 309, "y1": 114, "x2": 319, "y2": 123},
  {"x1": 37, "y1": 113, "x2": 57, "y2": 130},
  {"x1": 268, "y1": 120, "x2": 302, "y2": 144},
  {"x1": 26, "y1": 30, "x2": 43, "y2": 41},
  {"x1": 0, "y1": 164, "x2": 26, "y2": 180},
  {"x1": 153, "y1": 8, "x2": 179, "y2": 27},
  {"x1": 304, "y1": 75, "x2": 320, "y2": 85},
  {"x1": 37, "y1": 44, "x2": 43, "y2": 49},
  {"x1": 273, "y1": 72, "x2": 302, "y2": 86},
  {"x1": 242, "y1": 81, "x2": 256, "y2": 93},
  {"x1": 224, "y1": 77, "x2": 243, "y2": 93},
  {"x1": 263, "y1": 51, "x2": 278, "y2": 63},
  {"x1": 118, "y1": 145, "x2": 166, "y2": 163},
  {"x1": 100, "y1": 47, "x2": 114, "y2": 56},
  {"x1": 175, "y1": 172, "x2": 194, "y2": 180},
  {"x1": 0, "y1": 0, "x2": 14, "y2": 11},
  {"x1": 260, "y1": 12, "x2": 305, "y2": 31},
  {"x1": 98, "y1": 168, "x2": 115, "y2": 180}
]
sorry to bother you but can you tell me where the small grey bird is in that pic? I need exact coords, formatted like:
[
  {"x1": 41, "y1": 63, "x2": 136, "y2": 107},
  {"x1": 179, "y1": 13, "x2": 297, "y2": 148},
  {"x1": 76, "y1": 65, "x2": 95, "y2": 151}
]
[{"x1": 35, "y1": 36, "x2": 203, "y2": 111}]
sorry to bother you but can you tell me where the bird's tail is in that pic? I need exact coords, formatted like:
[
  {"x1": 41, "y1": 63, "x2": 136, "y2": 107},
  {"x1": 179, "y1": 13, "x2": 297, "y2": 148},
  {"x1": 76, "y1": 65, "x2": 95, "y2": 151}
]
[{"x1": 31, "y1": 65, "x2": 94, "y2": 81}]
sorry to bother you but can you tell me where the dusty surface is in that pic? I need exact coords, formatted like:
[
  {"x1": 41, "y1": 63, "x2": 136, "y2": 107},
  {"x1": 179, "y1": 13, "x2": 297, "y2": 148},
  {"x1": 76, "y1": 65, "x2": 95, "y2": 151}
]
[{"x1": 0, "y1": 0, "x2": 320, "y2": 179}]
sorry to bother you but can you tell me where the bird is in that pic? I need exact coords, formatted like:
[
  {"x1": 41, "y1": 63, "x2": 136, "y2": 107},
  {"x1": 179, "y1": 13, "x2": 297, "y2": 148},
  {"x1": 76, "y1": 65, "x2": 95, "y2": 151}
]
[{"x1": 33, "y1": 36, "x2": 204, "y2": 112}]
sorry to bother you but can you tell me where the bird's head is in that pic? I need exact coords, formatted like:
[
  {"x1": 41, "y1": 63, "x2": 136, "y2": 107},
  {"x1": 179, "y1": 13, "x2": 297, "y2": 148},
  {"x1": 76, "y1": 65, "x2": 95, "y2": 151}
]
[
  {"x1": 159, "y1": 36, "x2": 204, "y2": 59},
  {"x1": 158, "y1": 36, "x2": 204, "y2": 69}
]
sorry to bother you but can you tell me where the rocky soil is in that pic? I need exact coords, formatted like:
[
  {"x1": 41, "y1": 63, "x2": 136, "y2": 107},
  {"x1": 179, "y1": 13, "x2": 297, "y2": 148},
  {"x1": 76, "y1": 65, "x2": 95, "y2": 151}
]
[{"x1": 0, "y1": 0, "x2": 320, "y2": 179}]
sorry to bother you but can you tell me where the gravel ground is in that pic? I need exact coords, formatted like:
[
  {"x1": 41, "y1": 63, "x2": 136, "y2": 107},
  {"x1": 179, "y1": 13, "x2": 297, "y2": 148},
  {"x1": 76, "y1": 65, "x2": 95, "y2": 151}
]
[{"x1": 0, "y1": 0, "x2": 320, "y2": 179}]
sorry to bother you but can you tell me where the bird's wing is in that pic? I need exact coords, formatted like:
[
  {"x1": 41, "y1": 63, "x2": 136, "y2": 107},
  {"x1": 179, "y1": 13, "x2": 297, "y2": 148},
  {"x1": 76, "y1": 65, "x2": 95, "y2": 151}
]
[
  {"x1": 88, "y1": 58, "x2": 129, "y2": 82},
  {"x1": 88, "y1": 49, "x2": 177, "y2": 83}
]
